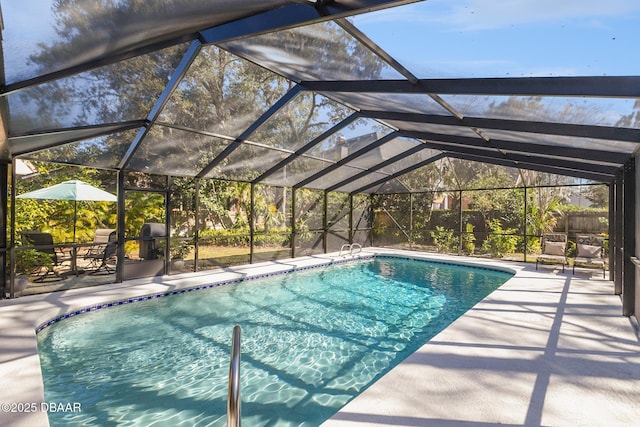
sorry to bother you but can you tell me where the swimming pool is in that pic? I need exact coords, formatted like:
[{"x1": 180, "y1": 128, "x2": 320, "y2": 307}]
[{"x1": 37, "y1": 256, "x2": 512, "y2": 426}]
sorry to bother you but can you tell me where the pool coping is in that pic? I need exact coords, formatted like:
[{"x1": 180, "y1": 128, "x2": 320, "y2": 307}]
[
  {"x1": 34, "y1": 252, "x2": 514, "y2": 333},
  {"x1": 1, "y1": 248, "x2": 637, "y2": 426}
]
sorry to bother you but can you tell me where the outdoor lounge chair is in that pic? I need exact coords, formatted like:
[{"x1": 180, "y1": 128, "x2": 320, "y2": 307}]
[
  {"x1": 536, "y1": 233, "x2": 568, "y2": 272},
  {"x1": 573, "y1": 234, "x2": 606, "y2": 277},
  {"x1": 20, "y1": 231, "x2": 70, "y2": 281},
  {"x1": 83, "y1": 229, "x2": 117, "y2": 274}
]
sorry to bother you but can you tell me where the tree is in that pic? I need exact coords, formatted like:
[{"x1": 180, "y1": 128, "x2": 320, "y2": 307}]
[
  {"x1": 24, "y1": 3, "x2": 390, "y2": 239},
  {"x1": 466, "y1": 164, "x2": 523, "y2": 229},
  {"x1": 616, "y1": 99, "x2": 640, "y2": 128},
  {"x1": 583, "y1": 184, "x2": 609, "y2": 208}
]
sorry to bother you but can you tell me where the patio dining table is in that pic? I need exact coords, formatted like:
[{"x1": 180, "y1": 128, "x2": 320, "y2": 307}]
[{"x1": 56, "y1": 242, "x2": 93, "y2": 276}]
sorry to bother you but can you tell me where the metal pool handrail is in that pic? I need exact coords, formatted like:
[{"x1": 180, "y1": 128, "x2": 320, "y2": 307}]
[
  {"x1": 227, "y1": 325, "x2": 241, "y2": 427},
  {"x1": 339, "y1": 243, "x2": 362, "y2": 256},
  {"x1": 338, "y1": 243, "x2": 350, "y2": 256}
]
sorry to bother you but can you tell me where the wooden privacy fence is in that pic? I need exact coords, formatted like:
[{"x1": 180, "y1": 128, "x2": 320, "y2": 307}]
[{"x1": 554, "y1": 211, "x2": 608, "y2": 237}]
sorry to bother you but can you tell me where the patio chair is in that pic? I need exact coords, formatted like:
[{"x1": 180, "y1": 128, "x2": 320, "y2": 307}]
[
  {"x1": 83, "y1": 228, "x2": 116, "y2": 252},
  {"x1": 536, "y1": 233, "x2": 568, "y2": 272},
  {"x1": 83, "y1": 229, "x2": 117, "y2": 274},
  {"x1": 573, "y1": 234, "x2": 606, "y2": 277},
  {"x1": 20, "y1": 231, "x2": 70, "y2": 281}
]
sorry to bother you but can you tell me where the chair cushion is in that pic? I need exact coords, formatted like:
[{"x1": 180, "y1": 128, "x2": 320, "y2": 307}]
[
  {"x1": 544, "y1": 241, "x2": 565, "y2": 256},
  {"x1": 577, "y1": 243, "x2": 601, "y2": 258},
  {"x1": 93, "y1": 229, "x2": 116, "y2": 244}
]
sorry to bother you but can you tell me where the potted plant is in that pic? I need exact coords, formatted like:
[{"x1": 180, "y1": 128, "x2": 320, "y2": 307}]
[{"x1": 169, "y1": 240, "x2": 193, "y2": 271}]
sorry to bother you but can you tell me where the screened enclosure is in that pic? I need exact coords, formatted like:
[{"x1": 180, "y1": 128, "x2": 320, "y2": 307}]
[{"x1": 0, "y1": 1, "x2": 638, "y2": 319}]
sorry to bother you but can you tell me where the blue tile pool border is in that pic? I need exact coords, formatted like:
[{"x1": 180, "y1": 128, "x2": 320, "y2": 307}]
[{"x1": 35, "y1": 253, "x2": 513, "y2": 333}]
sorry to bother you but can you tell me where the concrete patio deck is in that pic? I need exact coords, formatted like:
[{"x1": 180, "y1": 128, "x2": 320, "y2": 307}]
[
  {"x1": 1, "y1": 249, "x2": 639, "y2": 426},
  {"x1": 323, "y1": 255, "x2": 640, "y2": 427}
]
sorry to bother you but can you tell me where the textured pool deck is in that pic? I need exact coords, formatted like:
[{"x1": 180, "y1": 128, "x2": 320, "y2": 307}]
[
  {"x1": 1, "y1": 249, "x2": 639, "y2": 427},
  {"x1": 323, "y1": 251, "x2": 640, "y2": 427}
]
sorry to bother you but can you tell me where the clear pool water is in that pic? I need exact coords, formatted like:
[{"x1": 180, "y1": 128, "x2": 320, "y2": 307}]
[{"x1": 37, "y1": 256, "x2": 512, "y2": 426}]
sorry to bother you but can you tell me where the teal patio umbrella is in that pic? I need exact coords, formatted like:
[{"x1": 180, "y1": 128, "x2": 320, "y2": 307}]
[{"x1": 17, "y1": 179, "x2": 117, "y2": 243}]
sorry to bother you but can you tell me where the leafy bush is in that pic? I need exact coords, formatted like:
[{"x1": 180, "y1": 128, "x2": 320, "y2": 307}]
[
  {"x1": 254, "y1": 233, "x2": 291, "y2": 247},
  {"x1": 526, "y1": 236, "x2": 541, "y2": 255},
  {"x1": 15, "y1": 249, "x2": 53, "y2": 275},
  {"x1": 461, "y1": 223, "x2": 476, "y2": 255},
  {"x1": 482, "y1": 219, "x2": 517, "y2": 258},
  {"x1": 430, "y1": 226, "x2": 458, "y2": 253},
  {"x1": 197, "y1": 227, "x2": 294, "y2": 248}
]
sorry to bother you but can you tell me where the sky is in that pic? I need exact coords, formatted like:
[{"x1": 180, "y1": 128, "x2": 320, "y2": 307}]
[
  {"x1": 1, "y1": 0, "x2": 57, "y2": 83},
  {"x1": 353, "y1": 0, "x2": 640, "y2": 78},
  {"x1": 2, "y1": 0, "x2": 639, "y2": 83}
]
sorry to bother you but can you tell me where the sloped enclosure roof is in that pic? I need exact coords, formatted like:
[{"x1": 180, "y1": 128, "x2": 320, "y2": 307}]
[{"x1": 1, "y1": 0, "x2": 638, "y2": 193}]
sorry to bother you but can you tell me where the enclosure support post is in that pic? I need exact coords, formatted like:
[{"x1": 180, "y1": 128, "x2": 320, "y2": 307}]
[
  {"x1": 114, "y1": 170, "x2": 125, "y2": 283},
  {"x1": 369, "y1": 194, "x2": 374, "y2": 247},
  {"x1": 164, "y1": 176, "x2": 171, "y2": 275},
  {"x1": 5, "y1": 161, "x2": 12, "y2": 298},
  {"x1": 194, "y1": 178, "x2": 200, "y2": 272},
  {"x1": 622, "y1": 158, "x2": 635, "y2": 317},
  {"x1": 608, "y1": 182, "x2": 616, "y2": 286},
  {"x1": 523, "y1": 186, "x2": 528, "y2": 263},
  {"x1": 615, "y1": 174, "x2": 624, "y2": 295},
  {"x1": 458, "y1": 190, "x2": 463, "y2": 255},
  {"x1": 325, "y1": 191, "x2": 329, "y2": 253},
  {"x1": 250, "y1": 183, "x2": 255, "y2": 264},
  {"x1": 291, "y1": 189, "x2": 296, "y2": 259},
  {"x1": 410, "y1": 193, "x2": 414, "y2": 249},
  {"x1": 349, "y1": 194, "x2": 354, "y2": 244}
]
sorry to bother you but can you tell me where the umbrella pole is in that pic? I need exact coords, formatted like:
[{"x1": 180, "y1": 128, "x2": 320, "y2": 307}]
[
  {"x1": 73, "y1": 200, "x2": 77, "y2": 244},
  {"x1": 70, "y1": 200, "x2": 82, "y2": 275}
]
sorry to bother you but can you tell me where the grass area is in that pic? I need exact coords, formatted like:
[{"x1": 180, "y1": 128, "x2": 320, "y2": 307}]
[
  {"x1": 187, "y1": 245, "x2": 293, "y2": 270},
  {"x1": 196, "y1": 245, "x2": 291, "y2": 258}
]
